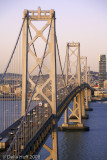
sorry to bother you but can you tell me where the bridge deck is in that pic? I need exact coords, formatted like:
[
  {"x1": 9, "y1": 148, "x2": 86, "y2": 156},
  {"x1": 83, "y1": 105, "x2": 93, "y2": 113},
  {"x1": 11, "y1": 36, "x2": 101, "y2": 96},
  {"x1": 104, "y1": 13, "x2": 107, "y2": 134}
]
[{"x1": 0, "y1": 83, "x2": 91, "y2": 158}]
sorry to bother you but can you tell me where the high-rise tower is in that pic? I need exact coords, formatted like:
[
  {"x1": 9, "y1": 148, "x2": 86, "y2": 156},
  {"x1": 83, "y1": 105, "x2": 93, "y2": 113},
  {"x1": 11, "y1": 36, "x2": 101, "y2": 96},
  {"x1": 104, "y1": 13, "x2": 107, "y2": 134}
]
[{"x1": 99, "y1": 55, "x2": 106, "y2": 88}]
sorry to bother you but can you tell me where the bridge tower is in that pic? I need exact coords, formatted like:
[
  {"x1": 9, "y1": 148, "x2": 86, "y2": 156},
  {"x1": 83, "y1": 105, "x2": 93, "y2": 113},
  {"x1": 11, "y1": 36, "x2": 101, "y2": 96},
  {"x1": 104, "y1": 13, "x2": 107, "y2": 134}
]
[
  {"x1": 22, "y1": 7, "x2": 58, "y2": 160},
  {"x1": 80, "y1": 56, "x2": 89, "y2": 119},
  {"x1": 83, "y1": 61, "x2": 92, "y2": 111},
  {"x1": 62, "y1": 42, "x2": 88, "y2": 130},
  {"x1": 87, "y1": 66, "x2": 92, "y2": 102},
  {"x1": 80, "y1": 57, "x2": 92, "y2": 112}
]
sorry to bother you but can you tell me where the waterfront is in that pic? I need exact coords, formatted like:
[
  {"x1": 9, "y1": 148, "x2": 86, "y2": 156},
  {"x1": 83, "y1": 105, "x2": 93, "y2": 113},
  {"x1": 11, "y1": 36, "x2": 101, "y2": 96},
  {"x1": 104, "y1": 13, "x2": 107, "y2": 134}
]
[{"x1": 39, "y1": 101, "x2": 107, "y2": 160}]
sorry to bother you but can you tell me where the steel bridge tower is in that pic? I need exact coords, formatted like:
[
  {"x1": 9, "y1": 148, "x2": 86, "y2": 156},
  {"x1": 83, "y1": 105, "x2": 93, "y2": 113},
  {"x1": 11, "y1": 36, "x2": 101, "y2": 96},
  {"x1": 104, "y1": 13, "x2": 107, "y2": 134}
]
[
  {"x1": 62, "y1": 42, "x2": 84, "y2": 129},
  {"x1": 80, "y1": 56, "x2": 89, "y2": 119},
  {"x1": 22, "y1": 7, "x2": 58, "y2": 160},
  {"x1": 87, "y1": 66, "x2": 92, "y2": 102}
]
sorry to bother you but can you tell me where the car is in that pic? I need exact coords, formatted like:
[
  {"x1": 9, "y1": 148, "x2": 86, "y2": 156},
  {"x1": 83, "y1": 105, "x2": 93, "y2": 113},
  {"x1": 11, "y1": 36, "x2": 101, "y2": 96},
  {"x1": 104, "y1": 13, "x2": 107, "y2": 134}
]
[
  {"x1": 0, "y1": 137, "x2": 9, "y2": 150},
  {"x1": 39, "y1": 102, "x2": 42, "y2": 106},
  {"x1": 44, "y1": 103, "x2": 48, "y2": 107}
]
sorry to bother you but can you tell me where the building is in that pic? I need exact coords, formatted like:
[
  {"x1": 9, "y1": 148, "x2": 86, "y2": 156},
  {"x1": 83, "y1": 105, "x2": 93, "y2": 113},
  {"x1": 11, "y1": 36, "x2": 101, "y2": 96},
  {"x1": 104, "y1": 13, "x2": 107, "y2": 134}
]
[
  {"x1": 99, "y1": 55, "x2": 106, "y2": 88},
  {"x1": 0, "y1": 84, "x2": 11, "y2": 94},
  {"x1": 104, "y1": 80, "x2": 107, "y2": 89},
  {"x1": 94, "y1": 90, "x2": 103, "y2": 97}
]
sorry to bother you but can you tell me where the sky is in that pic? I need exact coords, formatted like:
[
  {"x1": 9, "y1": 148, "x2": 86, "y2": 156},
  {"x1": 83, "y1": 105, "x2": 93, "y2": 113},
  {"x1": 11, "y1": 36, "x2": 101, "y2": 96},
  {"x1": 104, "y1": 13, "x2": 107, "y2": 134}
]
[{"x1": 0, "y1": 0, "x2": 107, "y2": 72}]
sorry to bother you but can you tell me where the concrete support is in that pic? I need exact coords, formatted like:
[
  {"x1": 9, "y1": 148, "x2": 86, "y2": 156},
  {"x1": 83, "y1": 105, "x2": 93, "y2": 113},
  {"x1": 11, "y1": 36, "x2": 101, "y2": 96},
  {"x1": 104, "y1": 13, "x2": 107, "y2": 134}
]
[
  {"x1": 43, "y1": 126, "x2": 58, "y2": 160},
  {"x1": 52, "y1": 128, "x2": 58, "y2": 160},
  {"x1": 21, "y1": 10, "x2": 28, "y2": 116},
  {"x1": 85, "y1": 88, "x2": 93, "y2": 111},
  {"x1": 73, "y1": 97, "x2": 77, "y2": 115},
  {"x1": 81, "y1": 90, "x2": 85, "y2": 116},
  {"x1": 84, "y1": 88, "x2": 88, "y2": 109},
  {"x1": 81, "y1": 89, "x2": 89, "y2": 119},
  {"x1": 88, "y1": 89, "x2": 91, "y2": 102},
  {"x1": 64, "y1": 108, "x2": 68, "y2": 124}
]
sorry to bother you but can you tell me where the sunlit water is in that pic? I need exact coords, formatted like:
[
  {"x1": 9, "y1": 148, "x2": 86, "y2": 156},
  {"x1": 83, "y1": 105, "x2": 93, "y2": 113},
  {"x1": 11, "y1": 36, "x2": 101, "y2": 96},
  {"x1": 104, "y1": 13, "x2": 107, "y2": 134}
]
[{"x1": 39, "y1": 102, "x2": 107, "y2": 160}]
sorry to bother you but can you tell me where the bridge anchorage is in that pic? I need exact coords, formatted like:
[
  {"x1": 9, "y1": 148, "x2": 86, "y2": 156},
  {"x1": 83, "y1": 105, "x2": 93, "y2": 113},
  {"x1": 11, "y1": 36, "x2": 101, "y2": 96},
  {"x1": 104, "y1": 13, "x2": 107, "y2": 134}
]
[
  {"x1": 58, "y1": 43, "x2": 91, "y2": 131},
  {"x1": 0, "y1": 7, "x2": 93, "y2": 160}
]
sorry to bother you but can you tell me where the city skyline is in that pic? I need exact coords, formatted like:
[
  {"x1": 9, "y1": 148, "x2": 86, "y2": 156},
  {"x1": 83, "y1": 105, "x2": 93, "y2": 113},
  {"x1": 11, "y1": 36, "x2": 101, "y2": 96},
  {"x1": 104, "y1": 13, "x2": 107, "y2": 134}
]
[{"x1": 0, "y1": 0, "x2": 107, "y2": 72}]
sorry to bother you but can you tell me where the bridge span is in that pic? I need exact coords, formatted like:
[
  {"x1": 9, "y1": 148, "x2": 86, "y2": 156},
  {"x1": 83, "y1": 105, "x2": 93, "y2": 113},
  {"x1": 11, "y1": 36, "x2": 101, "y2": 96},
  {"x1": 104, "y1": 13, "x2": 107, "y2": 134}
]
[{"x1": 0, "y1": 8, "x2": 93, "y2": 160}]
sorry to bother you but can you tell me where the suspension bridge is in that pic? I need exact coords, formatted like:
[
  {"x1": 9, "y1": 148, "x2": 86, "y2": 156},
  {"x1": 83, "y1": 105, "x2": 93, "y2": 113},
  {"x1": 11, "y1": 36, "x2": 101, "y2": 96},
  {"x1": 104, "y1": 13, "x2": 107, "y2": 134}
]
[{"x1": 0, "y1": 8, "x2": 93, "y2": 160}]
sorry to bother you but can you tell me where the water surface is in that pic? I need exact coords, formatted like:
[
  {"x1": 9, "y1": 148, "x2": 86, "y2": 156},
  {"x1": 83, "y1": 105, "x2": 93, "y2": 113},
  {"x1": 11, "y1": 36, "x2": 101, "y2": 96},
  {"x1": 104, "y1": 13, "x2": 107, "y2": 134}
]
[{"x1": 39, "y1": 102, "x2": 107, "y2": 160}]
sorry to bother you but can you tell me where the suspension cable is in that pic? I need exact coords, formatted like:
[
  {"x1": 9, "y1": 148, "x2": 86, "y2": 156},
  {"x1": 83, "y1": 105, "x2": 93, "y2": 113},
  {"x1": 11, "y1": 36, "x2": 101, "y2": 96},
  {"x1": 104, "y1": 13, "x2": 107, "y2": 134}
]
[
  {"x1": 55, "y1": 33, "x2": 69, "y2": 92},
  {"x1": 1, "y1": 15, "x2": 27, "y2": 82},
  {"x1": 4, "y1": 13, "x2": 54, "y2": 159}
]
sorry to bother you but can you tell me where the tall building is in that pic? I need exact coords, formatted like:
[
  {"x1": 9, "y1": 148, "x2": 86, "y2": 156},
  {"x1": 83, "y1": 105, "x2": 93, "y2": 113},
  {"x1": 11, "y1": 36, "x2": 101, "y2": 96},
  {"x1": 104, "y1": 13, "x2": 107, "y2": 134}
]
[{"x1": 99, "y1": 55, "x2": 106, "y2": 88}]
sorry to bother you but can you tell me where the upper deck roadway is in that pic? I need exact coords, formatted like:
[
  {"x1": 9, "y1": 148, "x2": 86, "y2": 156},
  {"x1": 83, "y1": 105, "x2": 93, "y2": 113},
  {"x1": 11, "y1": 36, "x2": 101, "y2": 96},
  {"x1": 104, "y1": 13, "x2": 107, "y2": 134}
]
[{"x1": 0, "y1": 83, "x2": 91, "y2": 159}]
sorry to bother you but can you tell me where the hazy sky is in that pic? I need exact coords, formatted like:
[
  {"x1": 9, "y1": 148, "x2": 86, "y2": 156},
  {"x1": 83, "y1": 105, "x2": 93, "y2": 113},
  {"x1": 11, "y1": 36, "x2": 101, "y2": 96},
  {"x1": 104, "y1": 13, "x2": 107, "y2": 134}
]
[{"x1": 0, "y1": 0, "x2": 107, "y2": 72}]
